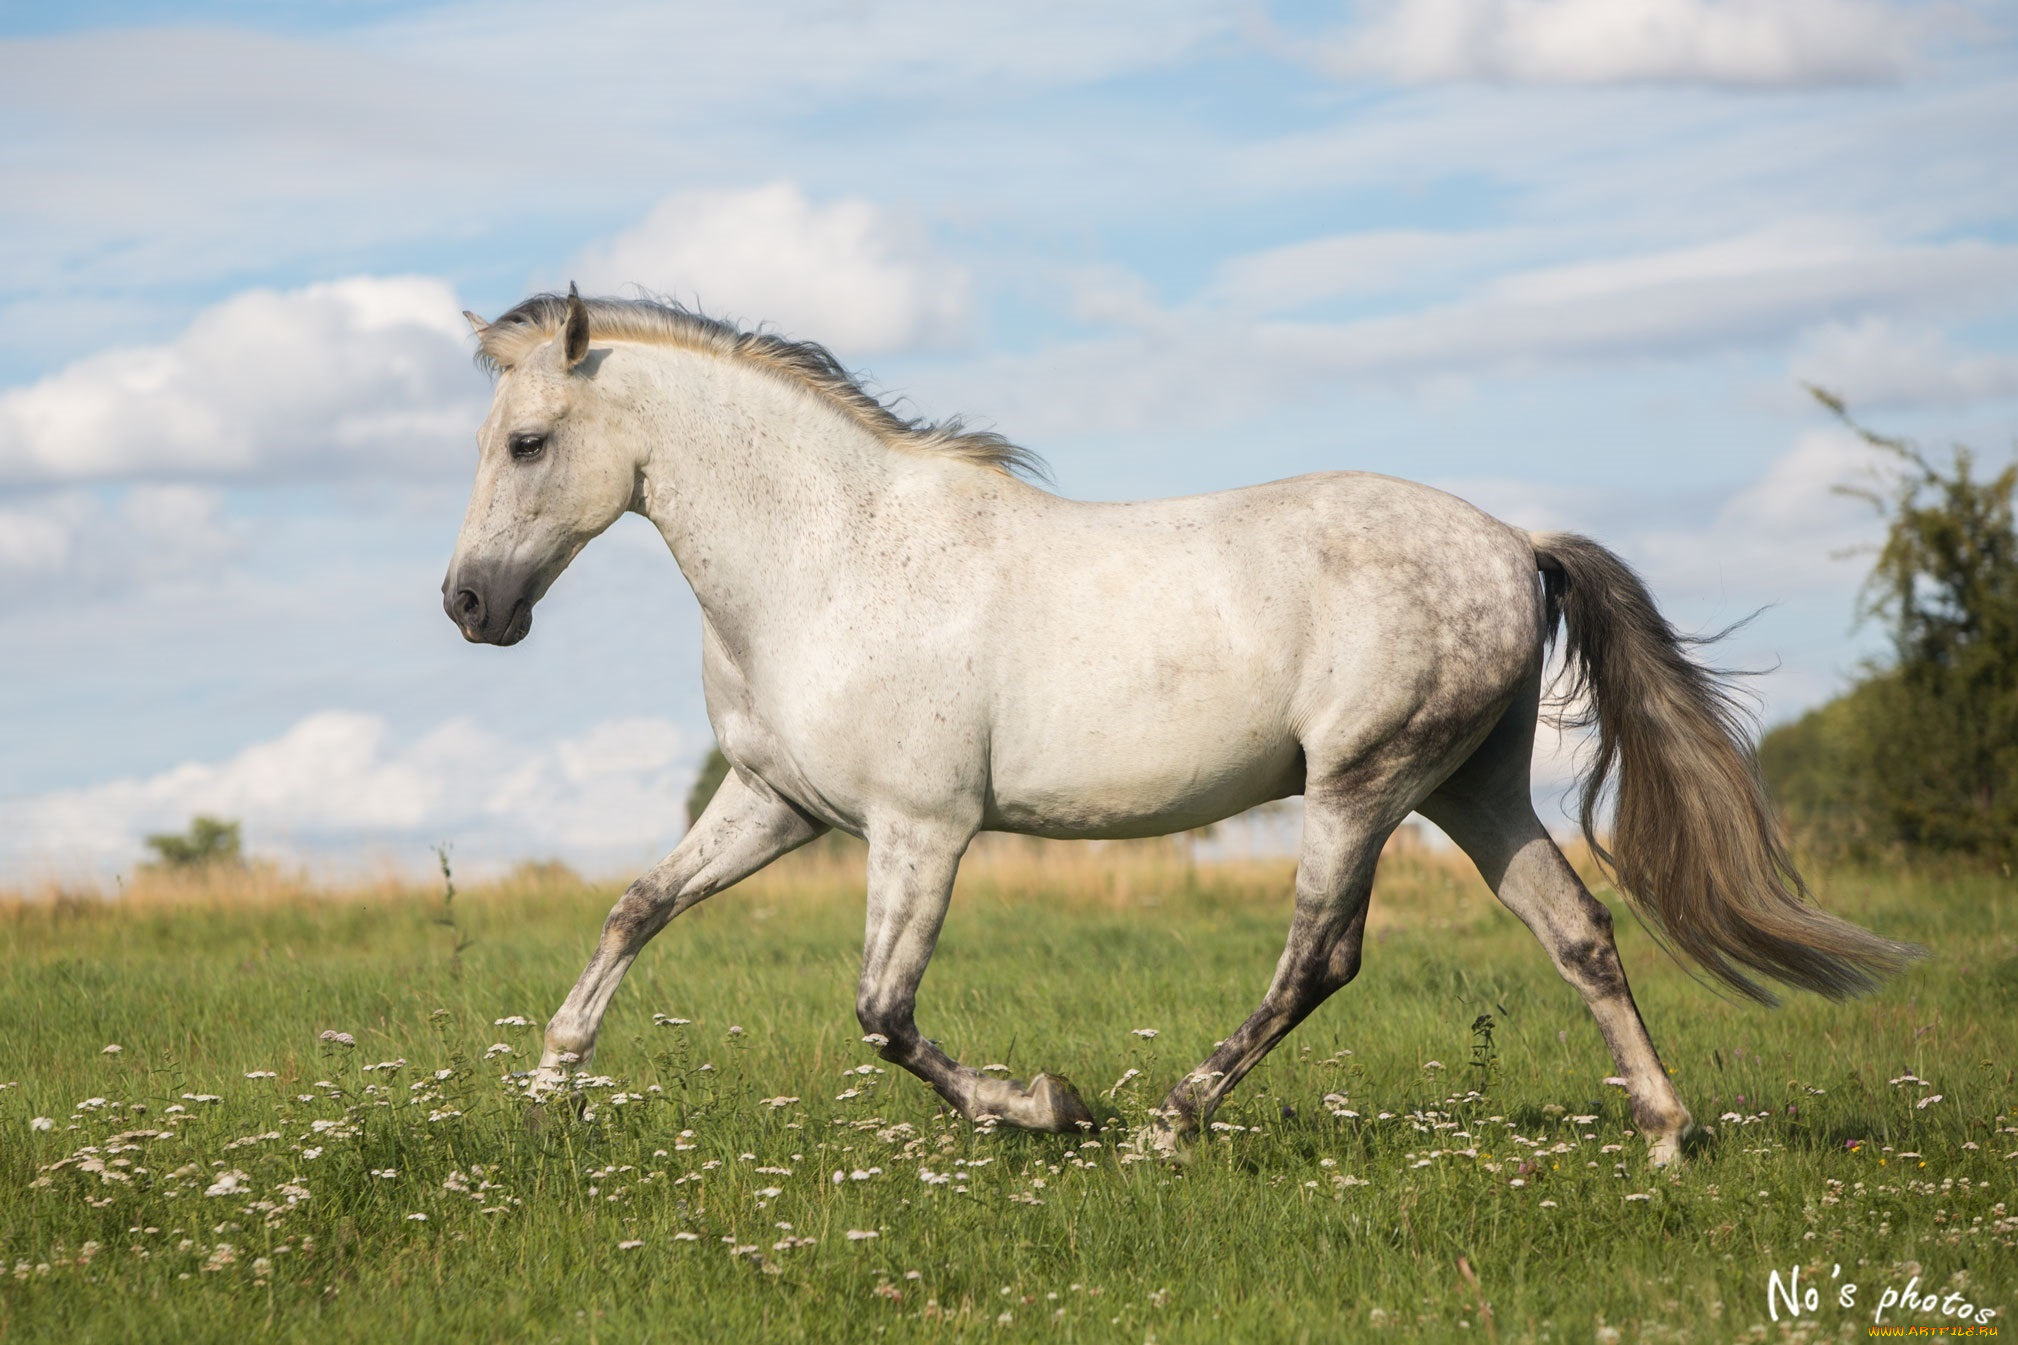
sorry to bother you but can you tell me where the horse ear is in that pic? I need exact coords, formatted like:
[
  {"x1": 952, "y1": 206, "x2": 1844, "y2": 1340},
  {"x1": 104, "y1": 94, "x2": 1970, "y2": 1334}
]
[
  {"x1": 462, "y1": 310, "x2": 490, "y2": 336},
  {"x1": 563, "y1": 282, "x2": 590, "y2": 369}
]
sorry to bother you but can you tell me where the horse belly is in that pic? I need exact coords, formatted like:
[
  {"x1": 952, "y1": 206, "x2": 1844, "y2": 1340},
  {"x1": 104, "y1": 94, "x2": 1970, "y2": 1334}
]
[{"x1": 984, "y1": 685, "x2": 1303, "y2": 839}]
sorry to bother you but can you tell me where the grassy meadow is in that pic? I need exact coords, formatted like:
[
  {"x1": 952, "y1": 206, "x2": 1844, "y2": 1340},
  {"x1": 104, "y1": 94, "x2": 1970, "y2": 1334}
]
[{"x1": 1, "y1": 839, "x2": 2013, "y2": 1342}]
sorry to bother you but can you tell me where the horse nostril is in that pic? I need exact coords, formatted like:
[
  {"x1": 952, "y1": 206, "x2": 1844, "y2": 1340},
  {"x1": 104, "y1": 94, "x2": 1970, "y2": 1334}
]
[{"x1": 453, "y1": 587, "x2": 484, "y2": 626}]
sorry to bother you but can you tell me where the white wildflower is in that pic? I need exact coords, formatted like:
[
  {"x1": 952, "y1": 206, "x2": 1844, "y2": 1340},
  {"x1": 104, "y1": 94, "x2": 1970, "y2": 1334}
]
[
  {"x1": 1132, "y1": 1028, "x2": 1160, "y2": 1039},
  {"x1": 204, "y1": 1170, "x2": 250, "y2": 1197},
  {"x1": 102, "y1": 1044, "x2": 122, "y2": 1055},
  {"x1": 846, "y1": 1229, "x2": 879, "y2": 1241},
  {"x1": 30, "y1": 1117, "x2": 53, "y2": 1132}
]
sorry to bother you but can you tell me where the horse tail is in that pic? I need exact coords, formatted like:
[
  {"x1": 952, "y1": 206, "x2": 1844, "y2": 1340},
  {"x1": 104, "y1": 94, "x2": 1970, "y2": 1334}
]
[{"x1": 1530, "y1": 531, "x2": 1919, "y2": 1003}]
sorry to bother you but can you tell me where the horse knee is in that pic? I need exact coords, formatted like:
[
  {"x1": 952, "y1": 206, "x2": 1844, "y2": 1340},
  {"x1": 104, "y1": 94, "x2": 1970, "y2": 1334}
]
[
  {"x1": 601, "y1": 880, "x2": 672, "y2": 946},
  {"x1": 855, "y1": 989, "x2": 917, "y2": 1052}
]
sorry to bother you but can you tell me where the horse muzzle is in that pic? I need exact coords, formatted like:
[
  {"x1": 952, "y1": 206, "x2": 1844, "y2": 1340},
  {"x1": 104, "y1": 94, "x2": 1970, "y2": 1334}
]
[{"x1": 442, "y1": 564, "x2": 536, "y2": 646}]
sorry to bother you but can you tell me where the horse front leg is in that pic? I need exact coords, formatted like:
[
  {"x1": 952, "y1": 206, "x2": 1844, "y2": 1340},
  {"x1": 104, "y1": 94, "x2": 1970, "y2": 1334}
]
[
  {"x1": 536, "y1": 769, "x2": 824, "y2": 1084},
  {"x1": 857, "y1": 818, "x2": 1096, "y2": 1134}
]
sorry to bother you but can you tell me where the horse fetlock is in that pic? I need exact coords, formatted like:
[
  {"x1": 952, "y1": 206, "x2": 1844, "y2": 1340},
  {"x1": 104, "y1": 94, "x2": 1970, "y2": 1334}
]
[
  {"x1": 1029, "y1": 1073, "x2": 1097, "y2": 1133},
  {"x1": 967, "y1": 1072, "x2": 1095, "y2": 1134},
  {"x1": 538, "y1": 1024, "x2": 595, "y2": 1075},
  {"x1": 1637, "y1": 1104, "x2": 1695, "y2": 1167},
  {"x1": 1133, "y1": 1111, "x2": 1197, "y2": 1165},
  {"x1": 1157, "y1": 1068, "x2": 1222, "y2": 1123}
]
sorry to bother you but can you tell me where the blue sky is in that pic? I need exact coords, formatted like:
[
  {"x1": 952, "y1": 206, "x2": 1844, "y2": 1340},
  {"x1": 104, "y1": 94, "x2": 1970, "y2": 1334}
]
[{"x1": 2, "y1": 0, "x2": 2014, "y2": 880}]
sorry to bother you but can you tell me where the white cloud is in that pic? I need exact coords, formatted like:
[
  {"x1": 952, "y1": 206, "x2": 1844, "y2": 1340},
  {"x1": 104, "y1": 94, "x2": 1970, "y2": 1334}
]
[
  {"x1": 1641, "y1": 428, "x2": 1881, "y2": 588},
  {"x1": 1792, "y1": 317, "x2": 2018, "y2": 408},
  {"x1": 0, "y1": 4, "x2": 1232, "y2": 296},
  {"x1": 1268, "y1": 228, "x2": 2018, "y2": 375},
  {"x1": 1446, "y1": 428, "x2": 1880, "y2": 601},
  {"x1": 934, "y1": 228, "x2": 2018, "y2": 442},
  {"x1": 1322, "y1": 0, "x2": 1924, "y2": 86},
  {"x1": 384, "y1": 1, "x2": 1231, "y2": 108},
  {"x1": 0, "y1": 277, "x2": 482, "y2": 485},
  {"x1": 0, "y1": 710, "x2": 697, "y2": 880},
  {"x1": 1208, "y1": 230, "x2": 1511, "y2": 313},
  {"x1": 0, "y1": 485, "x2": 239, "y2": 603},
  {"x1": 566, "y1": 183, "x2": 971, "y2": 355}
]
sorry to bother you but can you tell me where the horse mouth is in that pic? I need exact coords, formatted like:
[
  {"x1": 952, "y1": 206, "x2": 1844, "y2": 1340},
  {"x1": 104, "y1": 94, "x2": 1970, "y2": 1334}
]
[
  {"x1": 456, "y1": 599, "x2": 533, "y2": 646},
  {"x1": 496, "y1": 600, "x2": 533, "y2": 646}
]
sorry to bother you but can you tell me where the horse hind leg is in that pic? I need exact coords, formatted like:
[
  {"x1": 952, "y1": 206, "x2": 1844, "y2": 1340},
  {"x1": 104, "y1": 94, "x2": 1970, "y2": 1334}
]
[
  {"x1": 856, "y1": 817, "x2": 1096, "y2": 1134},
  {"x1": 1155, "y1": 784, "x2": 1384, "y2": 1144},
  {"x1": 1420, "y1": 704, "x2": 1694, "y2": 1165}
]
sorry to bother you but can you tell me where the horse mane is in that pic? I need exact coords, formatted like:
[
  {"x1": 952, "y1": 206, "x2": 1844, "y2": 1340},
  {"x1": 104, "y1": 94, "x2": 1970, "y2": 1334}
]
[{"x1": 475, "y1": 292, "x2": 1046, "y2": 480}]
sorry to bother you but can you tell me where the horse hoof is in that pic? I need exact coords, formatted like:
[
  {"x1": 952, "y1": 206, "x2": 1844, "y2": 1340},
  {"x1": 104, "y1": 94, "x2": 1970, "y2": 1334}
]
[
  {"x1": 1131, "y1": 1120, "x2": 1193, "y2": 1165},
  {"x1": 1646, "y1": 1129, "x2": 1687, "y2": 1167},
  {"x1": 1029, "y1": 1073, "x2": 1096, "y2": 1134}
]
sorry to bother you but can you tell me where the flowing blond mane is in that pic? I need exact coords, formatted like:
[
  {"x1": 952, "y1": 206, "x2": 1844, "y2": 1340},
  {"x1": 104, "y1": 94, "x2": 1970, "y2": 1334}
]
[{"x1": 475, "y1": 293, "x2": 1044, "y2": 479}]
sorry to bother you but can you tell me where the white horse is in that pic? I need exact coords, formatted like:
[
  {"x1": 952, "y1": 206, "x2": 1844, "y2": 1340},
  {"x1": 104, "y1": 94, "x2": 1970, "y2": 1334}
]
[{"x1": 445, "y1": 288, "x2": 1912, "y2": 1164}]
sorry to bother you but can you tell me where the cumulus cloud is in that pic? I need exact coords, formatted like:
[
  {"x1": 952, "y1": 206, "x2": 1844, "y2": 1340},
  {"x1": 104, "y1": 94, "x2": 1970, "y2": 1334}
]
[
  {"x1": 1792, "y1": 317, "x2": 2018, "y2": 408},
  {"x1": 0, "y1": 485, "x2": 239, "y2": 604},
  {"x1": 1640, "y1": 429, "x2": 1881, "y2": 589},
  {"x1": 566, "y1": 183, "x2": 971, "y2": 355},
  {"x1": 0, "y1": 4, "x2": 1233, "y2": 296},
  {"x1": 0, "y1": 710, "x2": 697, "y2": 880},
  {"x1": 0, "y1": 277, "x2": 483, "y2": 485},
  {"x1": 1321, "y1": 0, "x2": 1924, "y2": 86}
]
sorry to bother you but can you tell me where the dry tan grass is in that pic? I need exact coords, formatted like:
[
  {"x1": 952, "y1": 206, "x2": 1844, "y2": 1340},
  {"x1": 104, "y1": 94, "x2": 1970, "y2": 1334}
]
[
  {"x1": 0, "y1": 823, "x2": 1636, "y2": 952},
  {"x1": 0, "y1": 829, "x2": 1536, "y2": 939}
]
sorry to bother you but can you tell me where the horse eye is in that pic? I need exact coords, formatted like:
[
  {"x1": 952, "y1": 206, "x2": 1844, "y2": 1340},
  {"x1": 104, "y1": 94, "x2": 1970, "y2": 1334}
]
[{"x1": 509, "y1": 431, "x2": 548, "y2": 461}]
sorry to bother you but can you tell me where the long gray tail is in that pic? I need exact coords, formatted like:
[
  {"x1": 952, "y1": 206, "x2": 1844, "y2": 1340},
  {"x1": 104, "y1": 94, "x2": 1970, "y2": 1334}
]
[{"x1": 1531, "y1": 531, "x2": 1919, "y2": 1003}]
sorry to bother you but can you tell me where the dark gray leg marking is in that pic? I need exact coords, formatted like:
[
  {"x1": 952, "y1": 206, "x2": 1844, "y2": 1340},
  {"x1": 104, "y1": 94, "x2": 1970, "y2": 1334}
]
[
  {"x1": 1158, "y1": 791, "x2": 1384, "y2": 1136},
  {"x1": 540, "y1": 770, "x2": 823, "y2": 1074},
  {"x1": 1423, "y1": 772, "x2": 1694, "y2": 1163},
  {"x1": 857, "y1": 818, "x2": 1095, "y2": 1133}
]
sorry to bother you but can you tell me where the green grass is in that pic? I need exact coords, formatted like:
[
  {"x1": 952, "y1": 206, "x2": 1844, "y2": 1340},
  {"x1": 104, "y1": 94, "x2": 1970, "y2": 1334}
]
[{"x1": 1, "y1": 849, "x2": 2013, "y2": 1342}]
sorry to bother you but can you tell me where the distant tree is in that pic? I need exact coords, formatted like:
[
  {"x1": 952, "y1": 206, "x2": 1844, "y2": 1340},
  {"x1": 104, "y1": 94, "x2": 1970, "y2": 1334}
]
[
  {"x1": 1761, "y1": 389, "x2": 2018, "y2": 861},
  {"x1": 142, "y1": 815, "x2": 245, "y2": 870},
  {"x1": 686, "y1": 746, "x2": 733, "y2": 830}
]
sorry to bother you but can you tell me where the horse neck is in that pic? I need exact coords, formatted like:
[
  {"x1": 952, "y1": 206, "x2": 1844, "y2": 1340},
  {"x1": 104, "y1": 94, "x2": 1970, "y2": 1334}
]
[{"x1": 624, "y1": 346, "x2": 905, "y2": 636}]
